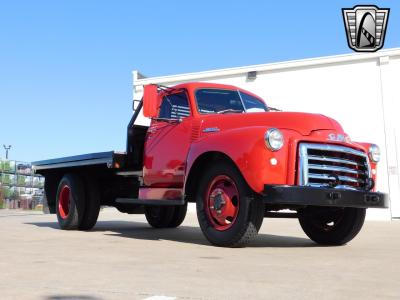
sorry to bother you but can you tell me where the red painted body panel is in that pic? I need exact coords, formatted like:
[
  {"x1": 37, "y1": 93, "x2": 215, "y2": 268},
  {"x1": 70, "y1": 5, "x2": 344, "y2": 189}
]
[
  {"x1": 141, "y1": 82, "x2": 378, "y2": 199},
  {"x1": 143, "y1": 118, "x2": 191, "y2": 187},
  {"x1": 186, "y1": 126, "x2": 291, "y2": 193},
  {"x1": 197, "y1": 111, "x2": 339, "y2": 136},
  {"x1": 139, "y1": 187, "x2": 183, "y2": 200}
]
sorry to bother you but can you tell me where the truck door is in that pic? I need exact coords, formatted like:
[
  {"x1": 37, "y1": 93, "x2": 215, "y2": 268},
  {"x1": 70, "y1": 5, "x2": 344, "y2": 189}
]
[{"x1": 143, "y1": 90, "x2": 192, "y2": 188}]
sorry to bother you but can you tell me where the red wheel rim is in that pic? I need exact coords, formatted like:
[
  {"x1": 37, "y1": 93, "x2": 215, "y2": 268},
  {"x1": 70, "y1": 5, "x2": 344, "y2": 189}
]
[
  {"x1": 205, "y1": 175, "x2": 240, "y2": 231},
  {"x1": 58, "y1": 185, "x2": 71, "y2": 219}
]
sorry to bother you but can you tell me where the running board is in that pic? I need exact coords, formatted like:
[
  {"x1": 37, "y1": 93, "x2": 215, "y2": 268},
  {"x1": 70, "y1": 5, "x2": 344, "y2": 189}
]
[{"x1": 116, "y1": 198, "x2": 185, "y2": 206}]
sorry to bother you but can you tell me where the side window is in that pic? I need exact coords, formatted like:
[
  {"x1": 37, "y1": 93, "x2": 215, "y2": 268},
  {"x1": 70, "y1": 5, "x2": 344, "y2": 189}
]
[
  {"x1": 158, "y1": 92, "x2": 190, "y2": 119},
  {"x1": 240, "y1": 92, "x2": 268, "y2": 112}
]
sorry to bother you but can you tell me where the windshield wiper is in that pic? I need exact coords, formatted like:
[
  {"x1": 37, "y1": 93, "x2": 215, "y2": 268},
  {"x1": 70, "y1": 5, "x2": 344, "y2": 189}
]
[{"x1": 217, "y1": 109, "x2": 244, "y2": 114}]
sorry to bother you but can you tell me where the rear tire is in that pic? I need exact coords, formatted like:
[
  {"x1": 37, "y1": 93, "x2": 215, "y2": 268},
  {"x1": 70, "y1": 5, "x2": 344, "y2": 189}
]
[
  {"x1": 167, "y1": 204, "x2": 188, "y2": 228},
  {"x1": 145, "y1": 204, "x2": 188, "y2": 228},
  {"x1": 56, "y1": 174, "x2": 86, "y2": 230},
  {"x1": 144, "y1": 206, "x2": 175, "y2": 228},
  {"x1": 79, "y1": 177, "x2": 101, "y2": 230},
  {"x1": 44, "y1": 176, "x2": 59, "y2": 214},
  {"x1": 116, "y1": 204, "x2": 144, "y2": 214},
  {"x1": 196, "y1": 161, "x2": 264, "y2": 247},
  {"x1": 298, "y1": 207, "x2": 366, "y2": 245}
]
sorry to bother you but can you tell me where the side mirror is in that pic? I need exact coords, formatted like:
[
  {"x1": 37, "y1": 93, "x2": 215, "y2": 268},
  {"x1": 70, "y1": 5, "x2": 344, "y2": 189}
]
[{"x1": 143, "y1": 84, "x2": 159, "y2": 118}]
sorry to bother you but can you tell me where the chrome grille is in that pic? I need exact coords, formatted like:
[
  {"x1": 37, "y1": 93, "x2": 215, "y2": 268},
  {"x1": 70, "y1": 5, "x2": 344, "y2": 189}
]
[{"x1": 298, "y1": 143, "x2": 370, "y2": 190}]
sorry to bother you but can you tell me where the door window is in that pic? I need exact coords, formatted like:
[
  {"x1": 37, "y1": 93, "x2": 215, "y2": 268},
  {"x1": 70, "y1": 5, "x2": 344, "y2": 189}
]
[{"x1": 159, "y1": 92, "x2": 190, "y2": 119}]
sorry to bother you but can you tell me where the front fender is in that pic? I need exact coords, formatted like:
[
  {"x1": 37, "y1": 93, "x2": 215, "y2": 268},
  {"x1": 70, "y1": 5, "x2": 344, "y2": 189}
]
[{"x1": 186, "y1": 127, "x2": 291, "y2": 193}]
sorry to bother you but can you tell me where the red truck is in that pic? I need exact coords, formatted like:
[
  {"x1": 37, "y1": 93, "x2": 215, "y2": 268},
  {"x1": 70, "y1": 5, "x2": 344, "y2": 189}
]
[{"x1": 33, "y1": 82, "x2": 387, "y2": 247}]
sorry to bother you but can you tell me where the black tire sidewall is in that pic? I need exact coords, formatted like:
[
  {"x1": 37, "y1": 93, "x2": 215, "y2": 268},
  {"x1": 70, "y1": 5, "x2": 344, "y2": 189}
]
[
  {"x1": 299, "y1": 207, "x2": 366, "y2": 245},
  {"x1": 79, "y1": 176, "x2": 101, "y2": 230},
  {"x1": 44, "y1": 176, "x2": 59, "y2": 214},
  {"x1": 196, "y1": 162, "x2": 263, "y2": 246},
  {"x1": 167, "y1": 204, "x2": 188, "y2": 228},
  {"x1": 144, "y1": 206, "x2": 175, "y2": 228},
  {"x1": 56, "y1": 174, "x2": 86, "y2": 230}
]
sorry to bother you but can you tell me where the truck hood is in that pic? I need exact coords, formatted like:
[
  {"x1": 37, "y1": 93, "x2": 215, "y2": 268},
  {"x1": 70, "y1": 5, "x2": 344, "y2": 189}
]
[{"x1": 200, "y1": 112, "x2": 343, "y2": 136}]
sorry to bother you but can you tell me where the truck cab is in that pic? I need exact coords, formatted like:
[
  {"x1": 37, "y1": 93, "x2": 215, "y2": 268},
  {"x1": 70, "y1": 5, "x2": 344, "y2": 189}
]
[{"x1": 33, "y1": 82, "x2": 387, "y2": 247}]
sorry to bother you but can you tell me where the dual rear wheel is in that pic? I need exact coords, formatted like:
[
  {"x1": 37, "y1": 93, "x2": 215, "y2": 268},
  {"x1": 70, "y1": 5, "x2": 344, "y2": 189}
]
[
  {"x1": 56, "y1": 174, "x2": 100, "y2": 230},
  {"x1": 56, "y1": 173, "x2": 188, "y2": 231}
]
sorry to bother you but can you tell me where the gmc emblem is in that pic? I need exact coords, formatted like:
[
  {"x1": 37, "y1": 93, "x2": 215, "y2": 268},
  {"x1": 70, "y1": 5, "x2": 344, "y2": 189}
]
[{"x1": 327, "y1": 133, "x2": 350, "y2": 143}]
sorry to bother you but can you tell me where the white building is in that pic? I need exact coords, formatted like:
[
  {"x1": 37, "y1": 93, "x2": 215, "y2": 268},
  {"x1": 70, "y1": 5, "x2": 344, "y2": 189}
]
[{"x1": 133, "y1": 48, "x2": 400, "y2": 220}]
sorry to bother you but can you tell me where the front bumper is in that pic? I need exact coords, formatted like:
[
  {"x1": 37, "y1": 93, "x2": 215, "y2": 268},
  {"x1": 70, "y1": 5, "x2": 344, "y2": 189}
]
[{"x1": 263, "y1": 185, "x2": 388, "y2": 209}]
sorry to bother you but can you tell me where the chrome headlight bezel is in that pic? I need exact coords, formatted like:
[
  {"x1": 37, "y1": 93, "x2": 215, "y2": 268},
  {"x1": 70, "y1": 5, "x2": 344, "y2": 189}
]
[
  {"x1": 368, "y1": 144, "x2": 380, "y2": 163},
  {"x1": 265, "y1": 128, "x2": 284, "y2": 151}
]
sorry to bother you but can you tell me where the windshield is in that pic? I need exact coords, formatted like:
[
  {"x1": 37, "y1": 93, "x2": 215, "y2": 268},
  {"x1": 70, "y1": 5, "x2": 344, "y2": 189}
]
[{"x1": 195, "y1": 89, "x2": 268, "y2": 114}]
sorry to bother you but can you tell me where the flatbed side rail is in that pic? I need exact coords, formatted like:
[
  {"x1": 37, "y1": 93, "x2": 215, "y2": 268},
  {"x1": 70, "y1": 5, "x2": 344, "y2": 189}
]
[{"x1": 32, "y1": 151, "x2": 126, "y2": 171}]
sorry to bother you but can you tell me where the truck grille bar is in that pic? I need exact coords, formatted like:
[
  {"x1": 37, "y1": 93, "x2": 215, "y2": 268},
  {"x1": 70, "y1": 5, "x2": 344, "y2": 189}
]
[{"x1": 298, "y1": 143, "x2": 370, "y2": 190}]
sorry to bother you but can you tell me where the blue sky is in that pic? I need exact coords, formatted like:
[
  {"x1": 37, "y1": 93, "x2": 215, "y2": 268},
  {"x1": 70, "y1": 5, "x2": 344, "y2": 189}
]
[{"x1": 0, "y1": 1, "x2": 399, "y2": 162}]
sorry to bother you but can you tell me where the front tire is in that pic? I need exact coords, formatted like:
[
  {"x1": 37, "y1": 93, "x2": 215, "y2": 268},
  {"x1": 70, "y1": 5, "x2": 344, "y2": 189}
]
[
  {"x1": 196, "y1": 161, "x2": 264, "y2": 247},
  {"x1": 298, "y1": 207, "x2": 366, "y2": 245},
  {"x1": 56, "y1": 174, "x2": 86, "y2": 230}
]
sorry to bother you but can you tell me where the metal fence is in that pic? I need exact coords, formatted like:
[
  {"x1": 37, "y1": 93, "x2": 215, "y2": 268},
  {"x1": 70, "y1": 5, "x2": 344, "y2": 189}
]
[{"x1": 0, "y1": 158, "x2": 44, "y2": 210}]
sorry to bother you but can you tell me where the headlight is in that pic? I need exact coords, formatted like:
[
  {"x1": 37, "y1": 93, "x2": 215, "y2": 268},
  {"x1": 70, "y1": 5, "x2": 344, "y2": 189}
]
[
  {"x1": 265, "y1": 128, "x2": 284, "y2": 151},
  {"x1": 369, "y1": 144, "x2": 380, "y2": 163}
]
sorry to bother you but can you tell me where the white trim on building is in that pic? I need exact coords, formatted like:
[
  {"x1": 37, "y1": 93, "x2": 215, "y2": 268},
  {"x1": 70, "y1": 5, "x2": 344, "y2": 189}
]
[{"x1": 134, "y1": 48, "x2": 400, "y2": 89}]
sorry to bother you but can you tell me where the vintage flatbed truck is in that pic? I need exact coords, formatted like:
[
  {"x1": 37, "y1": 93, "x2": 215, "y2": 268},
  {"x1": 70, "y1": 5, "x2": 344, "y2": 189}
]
[{"x1": 33, "y1": 82, "x2": 388, "y2": 247}]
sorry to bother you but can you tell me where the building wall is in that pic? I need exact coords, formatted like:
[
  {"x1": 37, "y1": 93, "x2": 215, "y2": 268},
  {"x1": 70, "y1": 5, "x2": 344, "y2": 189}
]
[{"x1": 133, "y1": 49, "x2": 400, "y2": 220}]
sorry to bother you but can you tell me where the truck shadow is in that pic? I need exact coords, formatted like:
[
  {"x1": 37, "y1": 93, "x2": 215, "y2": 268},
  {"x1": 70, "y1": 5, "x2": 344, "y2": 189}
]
[{"x1": 27, "y1": 220, "x2": 317, "y2": 248}]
